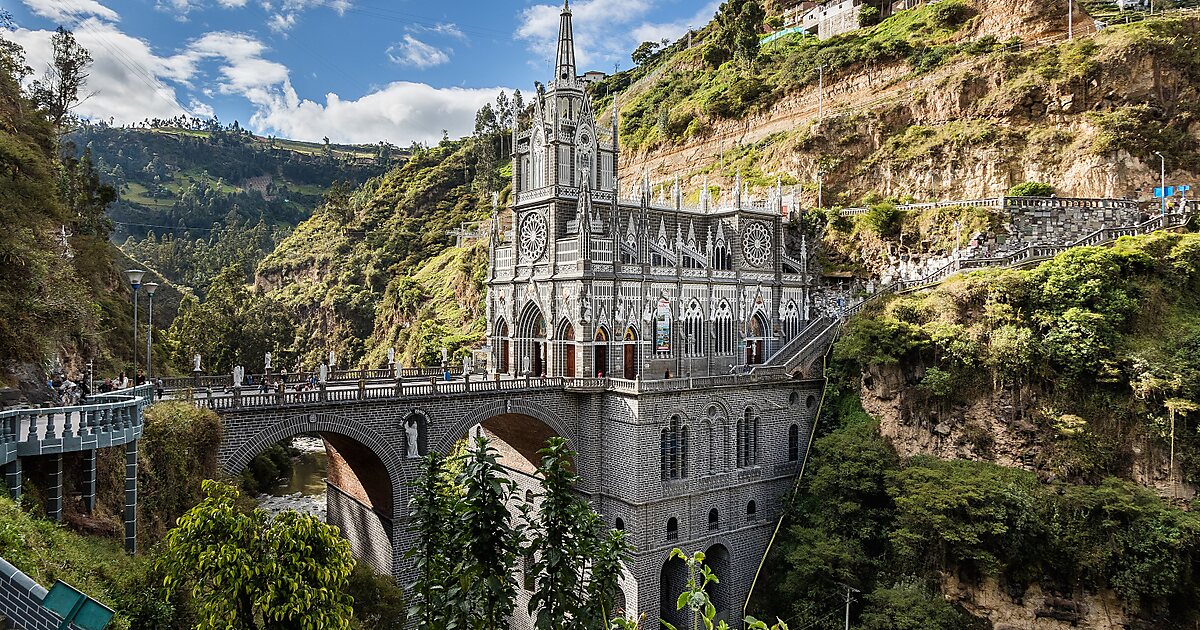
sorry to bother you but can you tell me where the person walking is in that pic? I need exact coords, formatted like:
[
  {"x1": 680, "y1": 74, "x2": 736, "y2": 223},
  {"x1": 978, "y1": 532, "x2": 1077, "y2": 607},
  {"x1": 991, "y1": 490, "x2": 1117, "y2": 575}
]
[{"x1": 155, "y1": 378, "x2": 164, "y2": 400}]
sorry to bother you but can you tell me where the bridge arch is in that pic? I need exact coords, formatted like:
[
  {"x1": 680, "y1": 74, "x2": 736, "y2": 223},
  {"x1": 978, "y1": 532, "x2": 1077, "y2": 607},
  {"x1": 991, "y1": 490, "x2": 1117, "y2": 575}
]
[
  {"x1": 433, "y1": 397, "x2": 577, "y2": 472},
  {"x1": 223, "y1": 412, "x2": 408, "y2": 524}
]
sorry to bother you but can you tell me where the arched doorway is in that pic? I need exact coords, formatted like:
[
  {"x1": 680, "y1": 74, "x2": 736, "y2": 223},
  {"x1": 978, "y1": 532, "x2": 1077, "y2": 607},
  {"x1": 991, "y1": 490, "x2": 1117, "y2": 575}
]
[
  {"x1": 517, "y1": 305, "x2": 547, "y2": 376},
  {"x1": 495, "y1": 319, "x2": 511, "y2": 374},
  {"x1": 745, "y1": 312, "x2": 768, "y2": 365},
  {"x1": 556, "y1": 319, "x2": 576, "y2": 377},
  {"x1": 703, "y1": 543, "x2": 733, "y2": 624},
  {"x1": 594, "y1": 327, "x2": 609, "y2": 377},
  {"x1": 623, "y1": 326, "x2": 640, "y2": 380},
  {"x1": 660, "y1": 553, "x2": 688, "y2": 629}
]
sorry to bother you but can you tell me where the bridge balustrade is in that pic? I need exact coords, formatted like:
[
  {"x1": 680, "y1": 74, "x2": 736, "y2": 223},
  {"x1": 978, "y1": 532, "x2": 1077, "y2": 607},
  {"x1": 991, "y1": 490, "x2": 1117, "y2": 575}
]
[{"x1": 0, "y1": 385, "x2": 151, "y2": 466}]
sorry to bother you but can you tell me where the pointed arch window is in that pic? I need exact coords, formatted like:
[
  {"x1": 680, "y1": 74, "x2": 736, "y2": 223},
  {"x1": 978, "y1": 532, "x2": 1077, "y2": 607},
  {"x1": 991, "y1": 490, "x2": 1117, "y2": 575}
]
[
  {"x1": 684, "y1": 301, "x2": 705, "y2": 357},
  {"x1": 737, "y1": 407, "x2": 759, "y2": 468},
  {"x1": 788, "y1": 424, "x2": 800, "y2": 461},
  {"x1": 660, "y1": 415, "x2": 689, "y2": 480},
  {"x1": 713, "y1": 301, "x2": 734, "y2": 355},
  {"x1": 782, "y1": 300, "x2": 802, "y2": 340}
]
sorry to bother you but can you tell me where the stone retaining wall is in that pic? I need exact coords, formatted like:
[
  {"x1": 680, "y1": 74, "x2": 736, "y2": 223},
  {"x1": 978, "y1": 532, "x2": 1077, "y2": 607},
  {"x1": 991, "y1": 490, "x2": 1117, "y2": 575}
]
[{"x1": 0, "y1": 557, "x2": 64, "y2": 630}]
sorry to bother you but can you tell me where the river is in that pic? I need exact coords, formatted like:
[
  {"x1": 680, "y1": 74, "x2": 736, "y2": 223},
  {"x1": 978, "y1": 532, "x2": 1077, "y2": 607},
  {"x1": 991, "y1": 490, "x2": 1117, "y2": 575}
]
[{"x1": 256, "y1": 436, "x2": 328, "y2": 520}]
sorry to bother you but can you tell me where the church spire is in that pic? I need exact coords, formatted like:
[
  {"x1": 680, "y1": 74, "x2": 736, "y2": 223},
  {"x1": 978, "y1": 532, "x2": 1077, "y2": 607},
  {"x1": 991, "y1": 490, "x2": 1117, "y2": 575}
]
[{"x1": 555, "y1": 1, "x2": 577, "y2": 82}]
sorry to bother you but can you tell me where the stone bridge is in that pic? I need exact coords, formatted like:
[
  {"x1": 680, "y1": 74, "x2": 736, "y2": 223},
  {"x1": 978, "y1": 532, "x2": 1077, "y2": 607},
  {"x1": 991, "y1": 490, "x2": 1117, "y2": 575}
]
[{"x1": 200, "y1": 370, "x2": 827, "y2": 627}]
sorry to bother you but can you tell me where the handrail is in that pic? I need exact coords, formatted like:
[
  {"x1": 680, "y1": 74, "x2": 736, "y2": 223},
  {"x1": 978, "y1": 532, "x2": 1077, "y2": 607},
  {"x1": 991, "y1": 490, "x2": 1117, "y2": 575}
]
[{"x1": 0, "y1": 384, "x2": 152, "y2": 465}]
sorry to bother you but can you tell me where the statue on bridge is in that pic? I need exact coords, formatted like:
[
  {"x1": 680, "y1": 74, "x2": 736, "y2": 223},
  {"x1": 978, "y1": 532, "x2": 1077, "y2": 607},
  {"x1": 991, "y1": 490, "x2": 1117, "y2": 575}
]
[
  {"x1": 233, "y1": 366, "x2": 244, "y2": 387},
  {"x1": 319, "y1": 363, "x2": 328, "y2": 383},
  {"x1": 404, "y1": 416, "x2": 419, "y2": 458},
  {"x1": 264, "y1": 352, "x2": 272, "y2": 371},
  {"x1": 193, "y1": 354, "x2": 202, "y2": 372},
  {"x1": 328, "y1": 351, "x2": 336, "y2": 370}
]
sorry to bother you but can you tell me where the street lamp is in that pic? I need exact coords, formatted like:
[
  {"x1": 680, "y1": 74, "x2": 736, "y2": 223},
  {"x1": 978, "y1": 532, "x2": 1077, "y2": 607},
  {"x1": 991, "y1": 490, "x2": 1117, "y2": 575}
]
[
  {"x1": 1154, "y1": 150, "x2": 1166, "y2": 216},
  {"x1": 124, "y1": 269, "x2": 145, "y2": 382},
  {"x1": 1068, "y1": 0, "x2": 1074, "y2": 39},
  {"x1": 143, "y1": 282, "x2": 159, "y2": 381},
  {"x1": 953, "y1": 220, "x2": 962, "y2": 260}
]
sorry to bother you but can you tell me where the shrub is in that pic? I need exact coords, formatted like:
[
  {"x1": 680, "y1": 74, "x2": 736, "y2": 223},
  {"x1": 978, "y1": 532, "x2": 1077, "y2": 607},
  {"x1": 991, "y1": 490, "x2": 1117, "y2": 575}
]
[
  {"x1": 859, "y1": 5, "x2": 881, "y2": 27},
  {"x1": 861, "y1": 203, "x2": 905, "y2": 237},
  {"x1": 1007, "y1": 181, "x2": 1055, "y2": 197}
]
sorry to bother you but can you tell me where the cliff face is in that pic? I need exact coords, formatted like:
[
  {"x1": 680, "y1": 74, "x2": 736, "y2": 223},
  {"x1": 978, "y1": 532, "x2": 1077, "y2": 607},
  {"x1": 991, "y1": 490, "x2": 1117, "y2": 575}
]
[{"x1": 611, "y1": 2, "x2": 1200, "y2": 205}]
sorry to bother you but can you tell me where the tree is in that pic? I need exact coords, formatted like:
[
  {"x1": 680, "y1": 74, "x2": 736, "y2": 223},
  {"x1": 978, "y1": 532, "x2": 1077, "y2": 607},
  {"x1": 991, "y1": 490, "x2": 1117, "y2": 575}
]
[
  {"x1": 526, "y1": 437, "x2": 630, "y2": 629},
  {"x1": 631, "y1": 40, "x2": 661, "y2": 66},
  {"x1": 158, "y1": 480, "x2": 354, "y2": 630},
  {"x1": 30, "y1": 27, "x2": 92, "y2": 129},
  {"x1": 458, "y1": 436, "x2": 522, "y2": 629},
  {"x1": 703, "y1": 0, "x2": 766, "y2": 67},
  {"x1": 406, "y1": 453, "x2": 460, "y2": 630}
]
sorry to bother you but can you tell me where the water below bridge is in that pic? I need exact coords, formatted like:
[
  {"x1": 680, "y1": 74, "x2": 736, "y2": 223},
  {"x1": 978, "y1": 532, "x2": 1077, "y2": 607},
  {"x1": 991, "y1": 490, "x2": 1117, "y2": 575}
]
[{"x1": 257, "y1": 436, "x2": 328, "y2": 520}]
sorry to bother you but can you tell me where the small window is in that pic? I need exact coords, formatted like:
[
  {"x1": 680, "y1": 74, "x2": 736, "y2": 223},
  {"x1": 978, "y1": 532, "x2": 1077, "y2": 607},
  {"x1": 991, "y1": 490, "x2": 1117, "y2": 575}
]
[
  {"x1": 708, "y1": 508, "x2": 719, "y2": 531},
  {"x1": 806, "y1": 394, "x2": 817, "y2": 410},
  {"x1": 788, "y1": 424, "x2": 800, "y2": 462},
  {"x1": 666, "y1": 517, "x2": 679, "y2": 541},
  {"x1": 525, "y1": 489, "x2": 534, "y2": 503},
  {"x1": 747, "y1": 500, "x2": 758, "y2": 521},
  {"x1": 789, "y1": 391, "x2": 799, "y2": 406},
  {"x1": 615, "y1": 517, "x2": 625, "y2": 531}
]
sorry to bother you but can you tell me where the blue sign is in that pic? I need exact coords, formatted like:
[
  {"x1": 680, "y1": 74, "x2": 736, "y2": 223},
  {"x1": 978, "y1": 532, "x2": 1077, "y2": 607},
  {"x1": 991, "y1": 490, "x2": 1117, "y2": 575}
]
[{"x1": 1155, "y1": 187, "x2": 1176, "y2": 198}]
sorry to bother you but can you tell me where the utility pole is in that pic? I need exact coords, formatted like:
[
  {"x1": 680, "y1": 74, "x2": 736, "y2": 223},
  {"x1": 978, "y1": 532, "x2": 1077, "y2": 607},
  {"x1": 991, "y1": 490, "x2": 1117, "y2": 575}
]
[
  {"x1": 817, "y1": 170, "x2": 826, "y2": 209},
  {"x1": 1068, "y1": 0, "x2": 1074, "y2": 39},
  {"x1": 1155, "y1": 150, "x2": 1166, "y2": 216},
  {"x1": 836, "y1": 583, "x2": 861, "y2": 630},
  {"x1": 817, "y1": 64, "x2": 826, "y2": 120}
]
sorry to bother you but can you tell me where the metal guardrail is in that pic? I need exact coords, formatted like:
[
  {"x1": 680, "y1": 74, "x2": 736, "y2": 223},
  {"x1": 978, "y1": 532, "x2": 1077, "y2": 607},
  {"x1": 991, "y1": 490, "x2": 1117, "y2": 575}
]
[{"x1": 0, "y1": 384, "x2": 152, "y2": 466}]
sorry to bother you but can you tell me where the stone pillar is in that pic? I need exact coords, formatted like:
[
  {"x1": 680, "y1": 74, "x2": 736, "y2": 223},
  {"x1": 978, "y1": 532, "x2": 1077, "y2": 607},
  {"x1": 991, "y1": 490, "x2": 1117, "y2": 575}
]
[
  {"x1": 4, "y1": 459, "x2": 21, "y2": 501},
  {"x1": 82, "y1": 449, "x2": 97, "y2": 514},
  {"x1": 124, "y1": 440, "x2": 138, "y2": 555},
  {"x1": 45, "y1": 453, "x2": 63, "y2": 522}
]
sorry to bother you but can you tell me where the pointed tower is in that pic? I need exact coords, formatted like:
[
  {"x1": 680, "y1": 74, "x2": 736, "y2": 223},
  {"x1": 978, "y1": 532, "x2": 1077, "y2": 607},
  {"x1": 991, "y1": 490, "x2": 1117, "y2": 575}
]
[{"x1": 555, "y1": 1, "x2": 576, "y2": 83}]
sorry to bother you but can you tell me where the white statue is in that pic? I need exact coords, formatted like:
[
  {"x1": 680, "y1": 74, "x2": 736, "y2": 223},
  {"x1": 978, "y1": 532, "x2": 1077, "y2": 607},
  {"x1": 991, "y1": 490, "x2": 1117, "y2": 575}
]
[
  {"x1": 233, "y1": 365, "x2": 244, "y2": 387},
  {"x1": 328, "y1": 350, "x2": 336, "y2": 369},
  {"x1": 319, "y1": 363, "x2": 328, "y2": 383},
  {"x1": 404, "y1": 417, "x2": 420, "y2": 458},
  {"x1": 387, "y1": 347, "x2": 396, "y2": 365},
  {"x1": 264, "y1": 352, "x2": 272, "y2": 370},
  {"x1": 193, "y1": 354, "x2": 202, "y2": 372}
]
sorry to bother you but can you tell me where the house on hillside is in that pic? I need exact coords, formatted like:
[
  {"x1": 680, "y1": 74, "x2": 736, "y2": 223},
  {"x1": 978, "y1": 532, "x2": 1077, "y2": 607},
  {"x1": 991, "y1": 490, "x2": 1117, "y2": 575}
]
[{"x1": 799, "y1": 0, "x2": 926, "y2": 39}]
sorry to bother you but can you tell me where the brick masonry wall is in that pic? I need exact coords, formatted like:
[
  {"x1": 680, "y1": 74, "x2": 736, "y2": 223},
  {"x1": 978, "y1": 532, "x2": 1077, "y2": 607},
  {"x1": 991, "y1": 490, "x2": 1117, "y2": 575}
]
[
  {"x1": 0, "y1": 557, "x2": 66, "y2": 630},
  {"x1": 327, "y1": 483, "x2": 393, "y2": 576},
  {"x1": 215, "y1": 376, "x2": 823, "y2": 628}
]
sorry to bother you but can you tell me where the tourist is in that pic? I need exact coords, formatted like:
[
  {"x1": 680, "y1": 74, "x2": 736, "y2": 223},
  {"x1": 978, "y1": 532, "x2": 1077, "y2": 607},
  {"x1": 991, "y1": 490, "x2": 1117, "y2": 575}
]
[
  {"x1": 155, "y1": 378, "x2": 164, "y2": 399},
  {"x1": 136, "y1": 369, "x2": 146, "y2": 386},
  {"x1": 118, "y1": 372, "x2": 130, "y2": 389}
]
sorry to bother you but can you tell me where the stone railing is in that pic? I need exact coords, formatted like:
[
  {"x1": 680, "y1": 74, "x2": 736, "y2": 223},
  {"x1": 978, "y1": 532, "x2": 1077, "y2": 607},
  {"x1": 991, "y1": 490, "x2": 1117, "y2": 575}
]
[
  {"x1": 839, "y1": 196, "x2": 1137, "y2": 217},
  {"x1": 161, "y1": 366, "x2": 463, "y2": 391},
  {"x1": 190, "y1": 377, "x2": 565, "y2": 410},
  {"x1": 0, "y1": 384, "x2": 152, "y2": 467}
]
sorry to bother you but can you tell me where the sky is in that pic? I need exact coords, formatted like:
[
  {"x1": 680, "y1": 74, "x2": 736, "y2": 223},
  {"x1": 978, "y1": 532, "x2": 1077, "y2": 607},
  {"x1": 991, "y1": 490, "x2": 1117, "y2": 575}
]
[{"x1": 3, "y1": 0, "x2": 720, "y2": 145}]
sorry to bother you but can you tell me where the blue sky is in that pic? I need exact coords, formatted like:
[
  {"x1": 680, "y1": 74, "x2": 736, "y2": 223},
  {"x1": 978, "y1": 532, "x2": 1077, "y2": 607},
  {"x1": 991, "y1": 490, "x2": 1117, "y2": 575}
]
[{"x1": 4, "y1": 0, "x2": 719, "y2": 144}]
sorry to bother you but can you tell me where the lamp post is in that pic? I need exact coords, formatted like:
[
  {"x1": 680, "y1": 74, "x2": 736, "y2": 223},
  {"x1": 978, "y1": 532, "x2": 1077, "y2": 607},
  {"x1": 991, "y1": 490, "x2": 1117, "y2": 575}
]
[
  {"x1": 124, "y1": 269, "x2": 145, "y2": 381},
  {"x1": 143, "y1": 282, "x2": 159, "y2": 381},
  {"x1": 953, "y1": 220, "x2": 962, "y2": 261},
  {"x1": 1154, "y1": 150, "x2": 1166, "y2": 216},
  {"x1": 817, "y1": 64, "x2": 826, "y2": 120}
]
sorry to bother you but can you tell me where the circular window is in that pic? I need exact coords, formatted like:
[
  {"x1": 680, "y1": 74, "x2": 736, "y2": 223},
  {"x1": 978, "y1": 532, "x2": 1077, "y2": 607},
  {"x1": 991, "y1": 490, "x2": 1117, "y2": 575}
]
[
  {"x1": 742, "y1": 221, "x2": 771, "y2": 267},
  {"x1": 519, "y1": 212, "x2": 548, "y2": 261}
]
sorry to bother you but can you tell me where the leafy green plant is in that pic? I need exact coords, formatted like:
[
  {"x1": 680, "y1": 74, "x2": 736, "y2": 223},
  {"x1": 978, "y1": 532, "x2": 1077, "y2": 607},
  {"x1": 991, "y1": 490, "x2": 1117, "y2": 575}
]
[
  {"x1": 158, "y1": 480, "x2": 354, "y2": 630},
  {"x1": 1007, "y1": 181, "x2": 1055, "y2": 197}
]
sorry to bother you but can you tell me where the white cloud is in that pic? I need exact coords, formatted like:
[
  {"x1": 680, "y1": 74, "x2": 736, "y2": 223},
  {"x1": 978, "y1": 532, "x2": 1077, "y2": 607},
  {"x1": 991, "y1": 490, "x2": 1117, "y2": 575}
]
[
  {"x1": 20, "y1": 0, "x2": 119, "y2": 24},
  {"x1": 8, "y1": 20, "x2": 188, "y2": 122},
  {"x1": 217, "y1": 0, "x2": 249, "y2": 7},
  {"x1": 516, "y1": 0, "x2": 719, "y2": 71},
  {"x1": 386, "y1": 35, "x2": 450, "y2": 69},
  {"x1": 267, "y1": 12, "x2": 297, "y2": 33},
  {"x1": 188, "y1": 99, "x2": 215, "y2": 117},
  {"x1": 248, "y1": 81, "x2": 506, "y2": 145},
  {"x1": 412, "y1": 22, "x2": 465, "y2": 39},
  {"x1": 10, "y1": 19, "x2": 500, "y2": 145}
]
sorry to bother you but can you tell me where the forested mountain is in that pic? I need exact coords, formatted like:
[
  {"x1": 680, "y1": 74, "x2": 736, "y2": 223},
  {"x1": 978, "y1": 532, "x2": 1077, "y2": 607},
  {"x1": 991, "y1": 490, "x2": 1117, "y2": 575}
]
[{"x1": 72, "y1": 123, "x2": 398, "y2": 298}]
